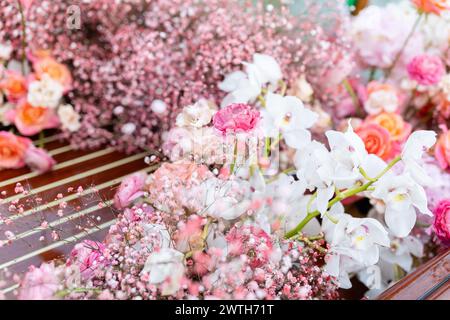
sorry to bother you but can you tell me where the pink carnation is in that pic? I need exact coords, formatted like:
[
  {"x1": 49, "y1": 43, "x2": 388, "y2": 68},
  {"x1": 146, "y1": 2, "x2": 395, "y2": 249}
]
[
  {"x1": 18, "y1": 263, "x2": 60, "y2": 300},
  {"x1": 24, "y1": 146, "x2": 56, "y2": 173},
  {"x1": 407, "y1": 55, "x2": 445, "y2": 86},
  {"x1": 113, "y1": 172, "x2": 147, "y2": 209},
  {"x1": 69, "y1": 240, "x2": 109, "y2": 280},
  {"x1": 213, "y1": 103, "x2": 260, "y2": 135},
  {"x1": 433, "y1": 199, "x2": 450, "y2": 246}
]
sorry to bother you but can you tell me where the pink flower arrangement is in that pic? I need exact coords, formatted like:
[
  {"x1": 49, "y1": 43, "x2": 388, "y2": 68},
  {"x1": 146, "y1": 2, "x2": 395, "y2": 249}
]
[
  {"x1": 0, "y1": 131, "x2": 55, "y2": 172},
  {"x1": 18, "y1": 262, "x2": 60, "y2": 300},
  {"x1": 407, "y1": 54, "x2": 445, "y2": 86},
  {"x1": 113, "y1": 172, "x2": 148, "y2": 209},
  {"x1": 0, "y1": 0, "x2": 351, "y2": 152},
  {"x1": 433, "y1": 199, "x2": 450, "y2": 245},
  {"x1": 213, "y1": 103, "x2": 260, "y2": 135}
]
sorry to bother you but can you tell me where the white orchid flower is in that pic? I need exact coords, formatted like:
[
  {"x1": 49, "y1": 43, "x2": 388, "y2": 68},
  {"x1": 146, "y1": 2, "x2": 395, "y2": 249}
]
[
  {"x1": 372, "y1": 172, "x2": 432, "y2": 238},
  {"x1": 323, "y1": 213, "x2": 390, "y2": 289},
  {"x1": 175, "y1": 99, "x2": 217, "y2": 128},
  {"x1": 219, "y1": 68, "x2": 262, "y2": 107},
  {"x1": 401, "y1": 130, "x2": 436, "y2": 186},
  {"x1": 295, "y1": 141, "x2": 335, "y2": 214},
  {"x1": 251, "y1": 53, "x2": 282, "y2": 86},
  {"x1": 263, "y1": 92, "x2": 318, "y2": 149},
  {"x1": 219, "y1": 53, "x2": 282, "y2": 107}
]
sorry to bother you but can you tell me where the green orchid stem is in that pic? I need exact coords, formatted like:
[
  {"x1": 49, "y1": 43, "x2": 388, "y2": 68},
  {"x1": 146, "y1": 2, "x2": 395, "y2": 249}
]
[
  {"x1": 264, "y1": 137, "x2": 271, "y2": 158},
  {"x1": 342, "y1": 78, "x2": 363, "y2": 117},
  {"x1": 56, "y1": 287, "x2": 101, "y2": 298},
  {"x1": 229, "y1": 141, "x2": 238, "y2": 174},
  {"x1": 284, "y1": 155, "x2": 401, "y2": 239},
  {"x1": 385, "y1": 13, "x2": 423, "y2": 79}
]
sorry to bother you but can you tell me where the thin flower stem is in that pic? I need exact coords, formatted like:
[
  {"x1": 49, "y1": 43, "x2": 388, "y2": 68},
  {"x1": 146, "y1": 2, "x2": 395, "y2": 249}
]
[
  {"x1": 385, "y1": 13, "x2": 423, "y2": 79},
  {"x1": 229, "y1": 141, "x2": 238, "y2": 174},
  {"x1": 296, "y1": 235, "x2": 327, "y2": 254},
  {"x1": 56, "y1": 287, "x2": 102, "y2": 298},
  {"x1": 264, "y1": 137, "x2": 271, "y2": 158},
  {"x1": 16, "y1": 0, "x2": 27, "y2": 75},
  {"x1": 284, "y1": 155, "x2": 402, "y2": 239},
  {"x1": 342, "y1": 78, "x2": 363, "y2": 116},
  {"x1": 38, "y1": 131, "x2": 45, "y2": 149}
]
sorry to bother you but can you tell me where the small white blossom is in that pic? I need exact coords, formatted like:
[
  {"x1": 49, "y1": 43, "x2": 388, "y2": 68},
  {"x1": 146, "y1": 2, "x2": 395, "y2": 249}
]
[
  {"x1": 141, "y1": 248, "x2": 184, "y2": 296},
  {"x1": 0, "y1": 43, "x2": 12, "y2": 60},
  {"x1": 57, "y1": 104, "x2": 81, "y2": 132},
  {"x1": 27, "y1": 75, "x2": 64, "y2": 109},
  {"x1": 176, "y1": 99, "x2": 217, "y2": 128}
]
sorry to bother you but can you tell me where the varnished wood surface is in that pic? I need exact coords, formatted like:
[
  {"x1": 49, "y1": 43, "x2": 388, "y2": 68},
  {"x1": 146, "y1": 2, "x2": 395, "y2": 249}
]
[
  {"x1": 0, "y1": 136, "x2": 152, "y2": 298},
  {"x1": 378, "y1": 249, "x2": 450, "y2": 300}
]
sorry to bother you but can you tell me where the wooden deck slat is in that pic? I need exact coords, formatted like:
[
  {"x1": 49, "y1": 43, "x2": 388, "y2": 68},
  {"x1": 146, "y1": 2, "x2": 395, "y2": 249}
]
[{"x1": 0, "y1": 141, "x2": 157, "y2": 299}]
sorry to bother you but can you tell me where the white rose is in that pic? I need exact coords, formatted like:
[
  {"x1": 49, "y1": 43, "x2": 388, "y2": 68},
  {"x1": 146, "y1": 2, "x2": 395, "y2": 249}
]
[
  {"x1": 364, "y1": 90, "x2": 399, "y2": 115},
  {"x1": 28, "y1": 75, "x2": 64, "y2": 108},
  {"x1": 0, "y1": 100, "x2": 14, "y2": 126},
  {"x1": 292, "y1": 76, "x2": 314, "y2": 103},
  {"x1": 141, "y1": 248, "x2": 184, "y2": 296},
  {"x1": 57, "y1": 104, "x2": 81, "y2": 132},
  {"x1": 176, "y1": 99, "x2": 217, "y2": 128},
  {"x1": 0, "y1": 43, "x2": 12, "y2": 60}
]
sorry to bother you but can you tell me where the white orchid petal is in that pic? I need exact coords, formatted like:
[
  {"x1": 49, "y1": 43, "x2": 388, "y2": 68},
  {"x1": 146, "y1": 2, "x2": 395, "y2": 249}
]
[
  {"x1": 385, "y1": 205, "x2": 416, "y2": 238},
  {"x1": 402, "y1": 130, "x2": 436, "y2": 161}
]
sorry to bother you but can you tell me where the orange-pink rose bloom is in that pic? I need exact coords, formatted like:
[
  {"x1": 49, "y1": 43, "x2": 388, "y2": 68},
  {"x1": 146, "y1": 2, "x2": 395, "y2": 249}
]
[
  {"x1": 33, "y1": 57, "x2": 72, "y2": 92},
  {"x1": 5, "y1": 101, "x2": 60, "y2": 136},
  {"x1": 412, "y1": 0, "x2": 450, "y2": 15},
  {"x1": 0, "y1": 131, "x2": 31, "y2": 169},
  {"x1": 367, "y1": 112, "x2": 412, "y2": 142},
  {"x1": 0, "y1": 71, "x2": 27, "y2": 101},
  {"x1": 355, "y1": 123, "x2": 396, "y2": 161}
]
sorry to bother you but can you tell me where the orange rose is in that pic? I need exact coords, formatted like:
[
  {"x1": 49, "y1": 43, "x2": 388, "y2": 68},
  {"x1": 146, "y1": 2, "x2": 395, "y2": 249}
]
[
  {"x1": 367, "y1": 112, "x2": 412, "y2": 142},
  {"x1": 0, "y1": 131, "x2": 31, "y2": 169},
  {"x1": 435, "y1": 130, "x2": 450, "y2": 170},
  {"x1": 33, "y1": 57, "x2": 72, "y2": 91},
  {"x1": 5, "y1": 101, "x2": 60, "y2": 136},
  {"x1": 412, "y1": 0, "x2": 449, "y2": 15},
  {"x1": 355, "y1": 123, "x2": 396, "y2": 161},
  {"x1": 0, "y1": 71, "x2": 27, "y2": 101}
]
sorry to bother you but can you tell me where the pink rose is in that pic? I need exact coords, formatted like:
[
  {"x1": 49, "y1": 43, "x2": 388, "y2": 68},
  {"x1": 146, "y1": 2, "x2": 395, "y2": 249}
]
[
  {"x1": 0, "y1": 70, "x2": 27, "y2": 102},
  {"x1": 433, "y1": 199, "x2": 450, "y2": 246},
  {"x1": 69, "y1": 240, "x2": 109, "y2": 280},
  {"x1": 5, "y1": 100, "x2": 60, "y2": 136},
  {"x1": 213, "y1": 103, "x2": 260, "y2": 135},
  {"x1": 435, "y1": 129, "x2": 450, "y2": 170},
  {"x1": 407, "y1": 54, "x2": 445, "y2": 86},
  {"x1": 0, "y1": 131, "x2": 31, "y2": 169},
  {"x1": 18, "y1": 263, "x2": 60, "y2": 300},
  {"x1": 113, "y1": 172, "x2": 147, "y2": 209},
  {"x1": 24, "y1": 146, "x2": 56, "y2": 173},
  {"x1": 355, "y1": 122, "x2": 397, "y2": 161}
]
